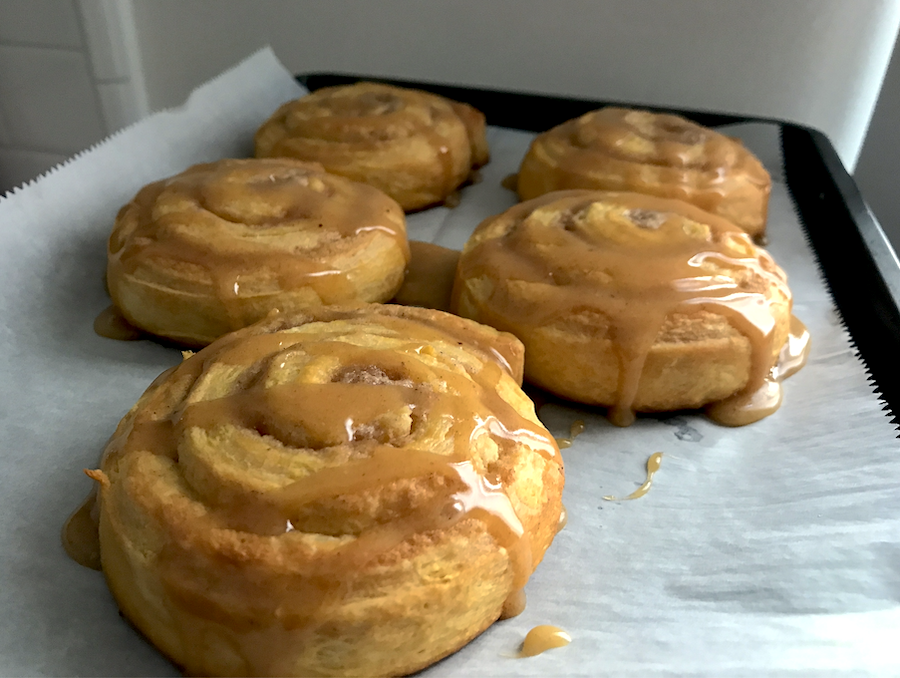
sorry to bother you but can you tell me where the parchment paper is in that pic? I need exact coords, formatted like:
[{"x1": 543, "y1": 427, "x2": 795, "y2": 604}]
[{"x1": 1, "y1": 48, "x2": 898, "y2": 677}]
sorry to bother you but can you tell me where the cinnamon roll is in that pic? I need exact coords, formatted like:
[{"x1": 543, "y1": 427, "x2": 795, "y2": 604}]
[
  {"x1": 89, "y1": 304, "x2": 563, "y2": 677},
  {"x1": 254, "y1": 82, "x2": 489, "y2": 211},
  {"x1": 106, "y1": 158, "x2": 409, "y2": 346},
  {"x1": 516, "y1": 107, "x2": 771, "y2": 238},
  {"x1": 452, "y1": 190, "x2": 801, "y2": 427}
]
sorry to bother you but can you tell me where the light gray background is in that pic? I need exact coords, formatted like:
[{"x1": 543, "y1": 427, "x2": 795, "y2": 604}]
[{"x1": 1, "y1": 0, "x2": 900, "y2": 249}]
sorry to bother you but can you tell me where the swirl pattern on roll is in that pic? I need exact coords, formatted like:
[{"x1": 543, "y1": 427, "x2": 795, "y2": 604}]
[
  {"x1": 107, "y1": 158, "x2": 409, "y2": 346},
  {"x1": 255, "y1": 82, "x2": 490, "y2": 211},
  {"x1": 516, "y1": 107, "x2": 771, "y2": 238},
  {"x1": 92, "y1": 304, "x2": 563, "y2": 677},
  {"x1": 452, "y1": 190, "x2": 796, "y2": 427}
]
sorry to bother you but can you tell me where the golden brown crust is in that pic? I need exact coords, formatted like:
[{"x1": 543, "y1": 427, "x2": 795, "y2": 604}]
[
  {"x1": 95, "y1": 304, "x2": 563, "y2": 677},
  {"x1": 451, "y1": 190, "x2": 792, "y2": 424},
  {"x1": 517, "y1": 107, "x2": 771, "y2": 238},
  {"x1": 254, "y1": 82, "x2": 489, "y2": 211},
  {"x1": 449, "y1": 100, "x2": 491, "y2": 168},
  {"x1": 106, "y1": 158, "x2": 409, "y2": 346}
]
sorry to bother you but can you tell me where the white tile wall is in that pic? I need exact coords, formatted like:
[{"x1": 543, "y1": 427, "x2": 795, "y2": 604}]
[
  {"x1": 0, "y1": 107, "x2": 10, "y2": 145},
  {"x1": 0, "y1": 0, "x2": 148, "y2": 194},
  {"x1": 0, "y1": 44, "x2": 105, "y2": 151},
  {"x1": 855, "y1": 36, "x2": 900, "y2": 250},
  {"x1": 79, "y1": 0, "x2": 149, "y2": 130},
  {"x1": 0, "y1": 148, "x2": 68, "y2": 189},
  {"x1": 0, "y1": 0, "x2": 82, "y2": 48},
  {"x1": 96, "y1": 80, "x2": 145, "y2": 132},
  {"x1": 79, "y1": 0, "x2": 135, "y2": 80}
]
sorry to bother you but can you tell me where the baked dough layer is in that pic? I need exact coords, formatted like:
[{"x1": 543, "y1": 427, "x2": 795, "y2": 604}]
[
  {"x1": 93, "y1": 304, "x2": 563, "y2": 677},
  {"x1": 255, "y1": 82, "x2": 489, "y2": 211},
  {"x1": 107, "y1": 158, "x2": 409, "y2": 346},
  {"x1": 452, "y1": 190, "x2": 793, "y2": 425},
  {"x1": 517, "y1": 107, "x2": 771, "y2": 238}
]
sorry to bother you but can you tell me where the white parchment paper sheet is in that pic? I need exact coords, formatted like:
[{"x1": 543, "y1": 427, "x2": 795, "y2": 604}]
[{"x1": 0, "y1": 48, "x2": 898, "y2": 677}]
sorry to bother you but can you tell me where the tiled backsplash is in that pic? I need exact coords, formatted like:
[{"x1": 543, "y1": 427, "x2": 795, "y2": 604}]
[
  {"x1": 0, "y1": 0, "x2": 147, "y2": 193},
  {"x1": 1, "y1": 1, "x2": 897, "y2": 250},
  {"x1": 0, "y1": 0, "x2": 82, "y2": 47}
]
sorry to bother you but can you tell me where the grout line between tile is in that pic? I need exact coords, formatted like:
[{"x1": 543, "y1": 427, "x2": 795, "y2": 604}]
[
  {"x1": 0, "y1": 41, "x2": 83, "y2": 53},
  {"x1": 71, "y1": 0, "x2": 110, "y2": 134},
  {"x1": 0, "y1": 141, "x2": 76, "y2": 156},
  {"x1": 0, "y1": 101, "x2": 11, "y2": 147},
  {"x1": 95, "y1": 76, "x2": 130, "y2": 85}
]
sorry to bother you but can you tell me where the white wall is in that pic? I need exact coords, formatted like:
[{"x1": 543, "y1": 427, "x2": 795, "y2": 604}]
[
  {"x1": 0, "y1": 0, "x2": 148, "y2": 192},
  {"x1": 855, "y1": 36, "x2": 900, "y2": 248},
  {"x1": 0, "y1": 0, "x2": 101, "y2": 189},
  {"x1": 3, "y1": 0, "x2": 899, "y2": 248},
  {"x1": 129, "y1": 0, "x2": 900, "y2": 170}
]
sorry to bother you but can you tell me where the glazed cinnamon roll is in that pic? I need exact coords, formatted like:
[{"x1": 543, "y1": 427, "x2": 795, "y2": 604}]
[
  {"x1": 107, "y1": 158, "x2": 409, "y2": 346},
  {"x1": 89, "y1": 304, "x2": 563, "y2": 677},
  {"x1": 254, "y1": 82, "x2": 489, "y2": 211},
  {"x1": 516, "y1": 107, "x2": 771, "y2": 238},
  {"x1": 452, "y1": 190, "x2": 803, "y2": 427}
]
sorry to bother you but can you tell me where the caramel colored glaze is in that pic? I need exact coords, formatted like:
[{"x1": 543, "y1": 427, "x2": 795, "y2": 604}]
[
  {"x1": 392, "y1": 241, "x2": 461, "y2": 313},
  {"x1": 522, "y1": 384, "x2": 554, "y2": 419},
  {"x1": 557, "y1": 504, "x2": 568, "y2": 532},
  {"x1": 705, "y1": 379, "x2": 781, "y2": 427},
  {"x1": 442, "y1": 191, "x2": 462, "y2": 209},
  {"x1": 418, "y1": 123, "x2": 456, "y2": 202},
  {"x1": 556, "y1": 419, "x2": 586, "y2": 449},
  {"x1": 107, "y1": 158, "x2": 409, "y2": 345},
  {"x1": 518, "y1": 625, "x2": 572, "y2": 657},
  {"x1": 254, "y1": 83, "x2": 488, "y2": 212},
  {"x1": 62, "y1": 489, "x2": 101, "y2": 570},
  {"x1": 517, "y1": 107, "x2": 771, "y2": 237},
  {"x1": 449, "y1": 102, "x2": 491, "y2": 169},
  {"x1": 92, "y1": 305, "x2": 562, "y2": 676},
  {"x1": 502, "y1": 173, "x2": 519, "y2": 192},
  {"x1": 772, "y1": 315, "x2": 811, "y2": 381},
  {"x1": 500, "y1": 589, "x2": 527, "y2": 620},
  {"x1": 706, "y1": 315, "x2": 809, "y2": 426},
  {"x1": 93, "y1": 304, "x2": 143, "y2": 341},
  {"x1": 603, "y1": 452, "x2": 663, "y2": 501},
  {"x1": 453, "y1": 190, "x2": 795, "y2": 427}
]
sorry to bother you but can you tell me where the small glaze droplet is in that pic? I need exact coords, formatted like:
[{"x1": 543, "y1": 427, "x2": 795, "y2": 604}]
[
  {"x1": 556, "y1": 419, "x2": 586, "y2": 449},
  {"x1": 62, "y1": 490, "x2": 101, "y2": 570},
  {"x1": 518, "y1": 625, "x2": 572, "y2": 657},
  {"x1": 556, "y1": 503, "x2": 568, "y2": 533},
  {"x1": 93, "y1": 305, "x2": 143, "y2": 341},
  {"x1": 603, "y1": 452, "x2": 663, "y2": 501}
]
